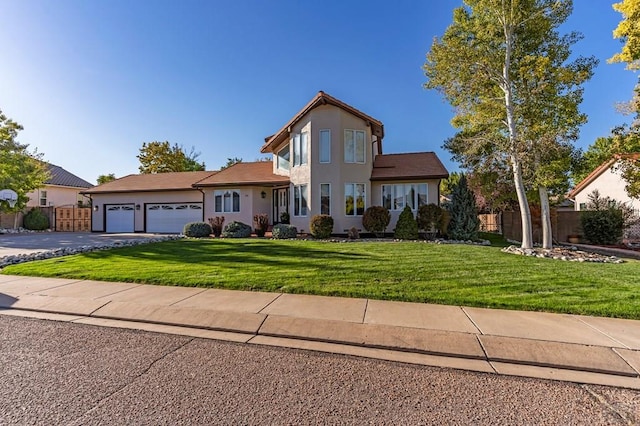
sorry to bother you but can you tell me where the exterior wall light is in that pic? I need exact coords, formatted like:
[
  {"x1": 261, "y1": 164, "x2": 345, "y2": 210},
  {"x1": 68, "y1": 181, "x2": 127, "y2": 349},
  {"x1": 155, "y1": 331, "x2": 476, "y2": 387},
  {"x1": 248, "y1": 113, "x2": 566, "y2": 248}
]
[
  {"x1": 261, "y1": 191, "x2": 266, "y2": 199},
  {"x1": 93, "y1": 205, "x2": 99, "y2": 212}
]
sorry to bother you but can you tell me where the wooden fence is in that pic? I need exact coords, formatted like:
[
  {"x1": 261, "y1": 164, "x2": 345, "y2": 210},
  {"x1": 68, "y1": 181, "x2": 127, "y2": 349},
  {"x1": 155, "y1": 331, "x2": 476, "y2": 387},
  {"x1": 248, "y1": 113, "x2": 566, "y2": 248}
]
[
  {"x1": 502, "y1": 209, "x2": 581, "y2": 243},
  {"x1": 55, "y1": 207, "x2": 91, "y2": 232}
]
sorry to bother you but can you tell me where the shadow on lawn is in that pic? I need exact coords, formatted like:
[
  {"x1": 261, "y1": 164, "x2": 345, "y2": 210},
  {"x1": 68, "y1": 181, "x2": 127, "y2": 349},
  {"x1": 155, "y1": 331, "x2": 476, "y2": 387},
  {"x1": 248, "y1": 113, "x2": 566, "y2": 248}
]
[{"x1": 81, "y1": 239, "x2": 374, "y2": 268}]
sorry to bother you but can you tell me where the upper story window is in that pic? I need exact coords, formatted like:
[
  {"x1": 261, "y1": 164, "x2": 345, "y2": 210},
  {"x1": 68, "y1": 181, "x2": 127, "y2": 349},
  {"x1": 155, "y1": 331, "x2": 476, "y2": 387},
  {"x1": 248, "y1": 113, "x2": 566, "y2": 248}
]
[
  {"x1": 214, "y1": 189, "x2": 240, "y2": 213},
  {"x1": 277, "y1": 144, "x2": 290, "y2": 171},
  {"x1": 319, "y1": 130, "x2": 331, "y2": 163},
  {"x1": 344, "y1": 130, "x2": 365, "y2": 163},
  {"x1": 292, "y1": 132, "x2": 308, "y2": 167},
  {"x1": 39, "y1": 190, "x2": 47, "y2": 206}
]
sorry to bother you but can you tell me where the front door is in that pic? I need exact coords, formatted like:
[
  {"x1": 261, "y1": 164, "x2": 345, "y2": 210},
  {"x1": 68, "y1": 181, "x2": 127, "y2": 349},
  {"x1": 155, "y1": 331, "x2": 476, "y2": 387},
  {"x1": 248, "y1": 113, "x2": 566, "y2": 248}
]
[{"x1": 273, "y1": 187, "x2": 289, "y2": 224}]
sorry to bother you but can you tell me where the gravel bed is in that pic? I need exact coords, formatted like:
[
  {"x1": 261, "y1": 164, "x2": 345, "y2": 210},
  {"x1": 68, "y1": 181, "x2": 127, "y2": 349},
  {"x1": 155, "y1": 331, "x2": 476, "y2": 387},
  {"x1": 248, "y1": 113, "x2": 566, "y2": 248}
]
[
  {"x1": 0, "y1": 235, "x2": 183, "y2": 269},
  {"x1": 502, "y1": 245, "x2": 625, "y2": 263}
]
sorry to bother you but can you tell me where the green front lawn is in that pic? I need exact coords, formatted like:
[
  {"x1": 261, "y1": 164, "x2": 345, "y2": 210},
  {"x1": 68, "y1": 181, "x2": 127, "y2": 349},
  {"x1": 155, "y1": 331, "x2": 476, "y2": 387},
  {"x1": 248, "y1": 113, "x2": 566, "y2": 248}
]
[{"x1": 3, "y1": 238, "x2": 640, "y2": 319}]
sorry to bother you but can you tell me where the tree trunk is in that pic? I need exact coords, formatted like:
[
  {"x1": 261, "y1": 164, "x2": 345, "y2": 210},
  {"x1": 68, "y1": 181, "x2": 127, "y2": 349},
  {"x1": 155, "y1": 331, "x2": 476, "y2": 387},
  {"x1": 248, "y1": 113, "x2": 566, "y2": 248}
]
[
  {"x1": 502, "y1": 20, "x2": 533, "y2": 249},
  {"x1": 511, "y1": 157, "x2": 533, "y2": 249},
  {"x1": 538, "y1": 186, "x2": 553, "y2": 249}
]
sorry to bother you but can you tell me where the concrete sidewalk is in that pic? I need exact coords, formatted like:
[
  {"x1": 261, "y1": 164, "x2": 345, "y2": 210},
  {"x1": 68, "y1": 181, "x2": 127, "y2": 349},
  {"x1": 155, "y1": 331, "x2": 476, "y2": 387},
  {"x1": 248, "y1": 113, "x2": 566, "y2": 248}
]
[{"x1": 1, "y1": 274, "x2": 640, "y2": 389}]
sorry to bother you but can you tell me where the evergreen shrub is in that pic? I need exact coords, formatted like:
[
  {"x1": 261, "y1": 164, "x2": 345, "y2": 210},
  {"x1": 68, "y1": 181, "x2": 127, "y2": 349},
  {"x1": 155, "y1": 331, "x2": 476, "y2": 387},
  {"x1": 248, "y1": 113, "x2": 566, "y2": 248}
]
[
  {"x1": 394, "y1": 206, "x2": 419, "y2": 240},
  {"x1": 183, "y1": 222, "x2": 212, "y2": 238}
]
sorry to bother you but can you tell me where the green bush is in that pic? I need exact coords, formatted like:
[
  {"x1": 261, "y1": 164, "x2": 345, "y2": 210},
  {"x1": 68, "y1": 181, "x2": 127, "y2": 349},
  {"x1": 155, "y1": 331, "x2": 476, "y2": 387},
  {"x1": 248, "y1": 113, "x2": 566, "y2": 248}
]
[
  {"x1": 272, "y1": 224, "x2": 297, "y2": 239},
  {"x1": 23, "y1": 208, "x2": 49, "y2": 230},
  {"x1": 362, "y1": 206, "x2": 391, "y2": 236},
  {"x1": 417, "y1": 204, "x2": 444, "y2": 234},
  {"x1": 581, "y1": 209, "x2": 624, "y2": 245},
  {"x1": 394, "y1": 206, "x2": 419, "y2": 240},
  {"x1": 447, "y1": 174, "x2": 479, "y2": 241},
  {"x1": 279, "y1": 212, "x2": 290, "y2": 224},
  {"x1": 221, "y1": 221, "x2": 252, "y2": 238},
  {"x1": 183, "y1": 222, "x2": 212, "y2": 238},
  {"x1": 310, "y1": 214, "x2": 333, "y2": 239}
]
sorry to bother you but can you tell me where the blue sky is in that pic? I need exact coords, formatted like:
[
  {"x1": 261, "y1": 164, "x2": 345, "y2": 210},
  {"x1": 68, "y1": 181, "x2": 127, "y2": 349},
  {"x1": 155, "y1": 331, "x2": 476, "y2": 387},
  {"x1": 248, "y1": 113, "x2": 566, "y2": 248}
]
[{"x1": 1, "y1": 1, "x2": 636, "y2": 184}]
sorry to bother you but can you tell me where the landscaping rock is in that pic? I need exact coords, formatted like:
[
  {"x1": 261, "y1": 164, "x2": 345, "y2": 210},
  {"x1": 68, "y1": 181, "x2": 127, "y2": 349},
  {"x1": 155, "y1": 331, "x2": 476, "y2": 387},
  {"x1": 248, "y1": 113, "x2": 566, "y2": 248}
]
[
  {"x1": 0, "y1": 235, "x2": 183, "y2": 269},
  {"x1": 501, "y1": 245, "x2": 624, "y2": 264}
]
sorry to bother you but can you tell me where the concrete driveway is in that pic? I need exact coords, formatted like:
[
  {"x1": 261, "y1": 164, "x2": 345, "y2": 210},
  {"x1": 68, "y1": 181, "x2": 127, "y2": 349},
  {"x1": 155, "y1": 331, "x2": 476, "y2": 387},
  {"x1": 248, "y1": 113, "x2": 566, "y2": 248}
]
[{"x1": 0, "y1": 232, "x2": 169, "y2": 257}]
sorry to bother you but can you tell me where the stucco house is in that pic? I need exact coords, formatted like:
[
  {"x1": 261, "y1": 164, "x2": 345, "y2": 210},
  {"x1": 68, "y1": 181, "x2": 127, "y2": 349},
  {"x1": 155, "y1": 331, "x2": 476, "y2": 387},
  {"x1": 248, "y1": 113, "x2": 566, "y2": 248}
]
[
  {"x1": 568, "y1": 157, "x2": 640, "y2": 212},
  {"x1": 84, "y1": 91, "x2": 449, "y2": 234},
  {"x1": 26, "y1": 163, "x2": 93, "y2": 208}
]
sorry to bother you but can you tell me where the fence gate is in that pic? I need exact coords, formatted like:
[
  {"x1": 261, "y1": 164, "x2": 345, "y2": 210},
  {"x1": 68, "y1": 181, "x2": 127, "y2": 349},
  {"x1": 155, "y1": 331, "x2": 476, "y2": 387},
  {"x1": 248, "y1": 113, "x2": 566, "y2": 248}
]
[
  {"x1": 55, "y1": 207, "x2": 92, "y2": 232},
  {"x1": 478, "y1": 213, "x2": 502, "y2": 234}
]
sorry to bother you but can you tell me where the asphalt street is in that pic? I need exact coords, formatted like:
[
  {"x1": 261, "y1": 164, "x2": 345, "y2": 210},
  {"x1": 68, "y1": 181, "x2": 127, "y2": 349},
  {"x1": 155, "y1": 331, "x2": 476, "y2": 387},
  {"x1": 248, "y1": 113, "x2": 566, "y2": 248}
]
[{"x1": 1, "y1": 315, "x2": 639, "y2": 425}]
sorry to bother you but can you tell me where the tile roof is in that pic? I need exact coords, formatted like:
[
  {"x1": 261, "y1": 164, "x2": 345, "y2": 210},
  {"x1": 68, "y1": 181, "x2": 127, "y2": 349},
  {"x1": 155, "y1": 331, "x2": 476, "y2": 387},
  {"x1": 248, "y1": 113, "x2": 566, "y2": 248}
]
[
  {"x1": 261, "y1": 91, "x2": 384, "y2": 153},
  {"x1": 195, "y1": 161, "x2": 289, "y2": 187},
  {"x1": 370, "y1": 152, "x2": 449, "y2": 181},
  {"x1": 82, "y1": 171, "x2": 217, "y2": 194},
  {"x1": 45, "y1": 163, "x2": 93, "y2": 188}
]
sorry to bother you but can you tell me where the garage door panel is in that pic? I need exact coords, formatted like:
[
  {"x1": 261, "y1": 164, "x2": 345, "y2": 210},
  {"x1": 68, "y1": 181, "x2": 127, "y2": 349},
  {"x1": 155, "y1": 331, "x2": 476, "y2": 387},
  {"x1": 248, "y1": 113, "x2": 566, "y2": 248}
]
[
  {"x1": 106, "y1": 205, "x2": 134, "y2": 233},
  {"x1": 146, "y1": 203, "x2": 202, "y2": 233}
]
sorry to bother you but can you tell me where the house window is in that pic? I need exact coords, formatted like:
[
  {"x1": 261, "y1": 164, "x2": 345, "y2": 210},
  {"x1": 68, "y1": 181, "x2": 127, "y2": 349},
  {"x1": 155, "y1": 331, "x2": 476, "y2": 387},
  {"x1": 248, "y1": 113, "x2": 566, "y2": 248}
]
[
  {"x1": 579, "y1": 203, "x2": 586, "y2": 210},
  {"x1": 292, "y1": 132, "x2": 308, "y2": 167},
  {"x1": 294, "y1": 184, "x2": 308, "y2": 216},
  {"x1": 214, "y1": 189, "x2": 240, "y2": 213},
  {"x1": 39, "y1": 190, "x2": 47, "y2": 206},
  {"x1": 320, "y1": 183, "x2": 331, "y2": 215},
  {"x1": 345, "y1": 183, "x2": 365, "y2": 216},
  {"x1": 319, "y1": 130, "x2": 331, "y2": 163},
  {"x1": 277, "y1": 144, "x2": 290, "y2": 171},
  {"x1": 382, "y1": 185, "x2": 392, "y2": 210},
  {"x1": 382, "y1": 184, "x2": 428, "y2": 211},
  {"x1": 344, "y1": 130, "x2": 365, "y2": 163}
]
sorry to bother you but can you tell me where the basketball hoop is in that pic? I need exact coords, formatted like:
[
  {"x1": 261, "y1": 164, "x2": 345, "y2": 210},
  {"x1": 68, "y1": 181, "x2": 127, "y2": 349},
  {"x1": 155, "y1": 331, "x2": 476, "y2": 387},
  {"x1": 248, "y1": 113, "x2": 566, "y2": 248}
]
[{"x1": 0, "y1": 189, "x2": 18, "y2": 208}]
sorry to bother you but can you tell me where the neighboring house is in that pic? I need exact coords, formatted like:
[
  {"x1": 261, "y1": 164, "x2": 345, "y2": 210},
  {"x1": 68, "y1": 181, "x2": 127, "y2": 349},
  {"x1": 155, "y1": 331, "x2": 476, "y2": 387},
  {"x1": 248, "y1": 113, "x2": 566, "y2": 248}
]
[
  {"x1": 84, "y1": 91, "x2": 449, "y2": 234},
  {"x1": 568, "y1": 158, "x2": 640, "y2": 212},
  {"x1": 26, "y1": 163, "x2": 93, "y2": 208}
]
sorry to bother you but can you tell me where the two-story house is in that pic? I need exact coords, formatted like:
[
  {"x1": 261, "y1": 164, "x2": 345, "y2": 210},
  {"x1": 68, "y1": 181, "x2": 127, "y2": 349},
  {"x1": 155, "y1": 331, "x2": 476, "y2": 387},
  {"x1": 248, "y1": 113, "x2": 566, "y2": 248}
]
[{"x1": 84, "y1": 92, "x2": 448, "y2": 234}]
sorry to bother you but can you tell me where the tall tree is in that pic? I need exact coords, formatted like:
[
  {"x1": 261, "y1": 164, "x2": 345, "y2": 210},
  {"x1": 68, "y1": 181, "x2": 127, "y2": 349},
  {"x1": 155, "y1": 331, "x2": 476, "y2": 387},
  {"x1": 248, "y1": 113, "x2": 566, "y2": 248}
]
[
  {"x1": 137, "y1": 141, "x2": 205, "y2": 173},
  {"x1": 604, "y1": 0, "x2": 640, "y2": 199},
  {"x1": 96, "y1": 173, "x2": 116, "y2": 185},
  {"x1": 0, "y1": 110, "x2": 49, "y2": 214},
  {"x1": 424, "y1": 0, "x2": 594, "y2": 248}
]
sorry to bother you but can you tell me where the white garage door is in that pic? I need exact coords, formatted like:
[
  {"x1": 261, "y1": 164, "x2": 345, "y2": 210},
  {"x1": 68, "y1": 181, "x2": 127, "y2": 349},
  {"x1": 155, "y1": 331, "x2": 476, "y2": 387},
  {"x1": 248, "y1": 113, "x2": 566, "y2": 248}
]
[
  {"x1": 105, "y1": 204, "x2": 135, "y2": 233},
  {"x1": 146, "y1": 203, "x2": 203, "y2": 233}
]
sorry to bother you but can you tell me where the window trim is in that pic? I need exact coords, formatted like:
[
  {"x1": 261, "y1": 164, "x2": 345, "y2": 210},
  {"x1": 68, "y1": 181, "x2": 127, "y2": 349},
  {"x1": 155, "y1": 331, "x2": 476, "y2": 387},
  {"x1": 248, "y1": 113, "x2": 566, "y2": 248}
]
[
  {"x1": 345, "y1": 183, "x2": 366, "y2": 217},
  {"x1": 320, "y1": 183, "x2": 331, "y2": 216},
  {"x1": 319, "y1": 129, "x2": 331, "y2": 164},
  {"x1": 293, "y1": 184, "x2": 308, "y2": 217},
  {"x1": 39, "y1": 190, "x2": 47, "y2": 207},
  {"x1": 214, "y1": 189, "x2": 241, "y2": 213},
  {"x1": 381, "y1": 183, "x2": 429, "y2": 211},
  {"x1": 344, "y1": 129, "x2": 366, "y2": 164},
  {"x1": 292, "y1": 132, "x2": 308, "y2": 167}
]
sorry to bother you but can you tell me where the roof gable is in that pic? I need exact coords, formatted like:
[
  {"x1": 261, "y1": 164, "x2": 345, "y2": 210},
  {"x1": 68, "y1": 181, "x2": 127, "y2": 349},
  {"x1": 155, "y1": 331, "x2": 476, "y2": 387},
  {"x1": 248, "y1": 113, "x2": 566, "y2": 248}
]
[
  {"x1": 567, "y1": 153, "x2": 640, "y2": 199},
  {"x1": 260, "y1": 91, "x2": 384, "y2": 153},
  {"x1": 370, "y1": 152, "x2": 449, "y2": 181}
]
